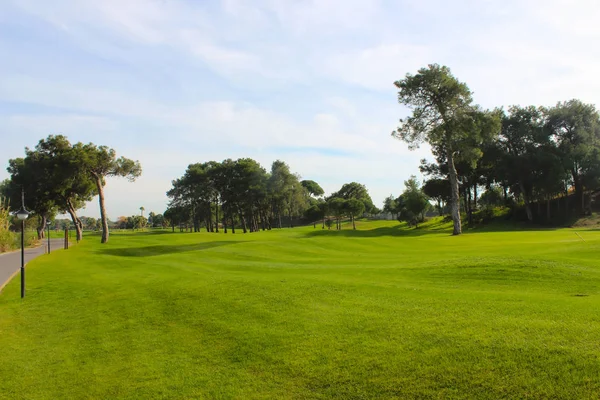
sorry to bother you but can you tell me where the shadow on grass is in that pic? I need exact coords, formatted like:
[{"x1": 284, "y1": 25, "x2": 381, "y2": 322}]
[
  {"x1": 304, "y1": 224, "x2": 451, "y2": 238},
  {"x1": 304, "y1": 218, "x2": 570, "y2": 238},
  {"x1": 98, "y1": 241, "x2": 242, "y2": 257}
]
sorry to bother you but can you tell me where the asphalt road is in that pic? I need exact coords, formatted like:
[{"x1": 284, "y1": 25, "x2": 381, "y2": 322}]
[{"x1": 0, "y1": 239, "x2": 65, "y2": 290}]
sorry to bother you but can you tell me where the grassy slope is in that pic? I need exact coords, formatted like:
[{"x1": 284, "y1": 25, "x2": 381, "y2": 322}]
[{"x1": 1, "y1": 219, "x2": 600, "y2": 399}]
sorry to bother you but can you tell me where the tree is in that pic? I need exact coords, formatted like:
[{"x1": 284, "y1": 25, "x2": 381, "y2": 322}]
[
  {"x1": 303, "y1": 204, "x2": 322, "y2": 228},
  {"x1": 318, "y1": 201, "x2": 329, "y2": 229},
  {"x1": 6, "y1": 157, "x2": 57, "y2": 239},
  {"x1": 422, "y1": 179, "x2": 451, "y2": 216},
  {"x1": 268, "y1": 161, "x2": 295, "y2": 228},
  {"x1": 382, "y1": 195, "x2": 397, "y2": 218},
  {"x1": 546, "y1": 100, "x2": 600, "y2": 214},
  {"x1": 329, "y1": 182, "x2": 375, "y2": 213},
  {"x1": 301, "y1": 180, "x2": 325, "y2": 198},
  {"x1": 496, "y1": 106, "x2": 550, "y2": 221},
  {"x1": 392, "y1": 64, "x2": 500, "y2": 235},
  {"x1": 5, "y1": 135, "x2": 97, "y2": 241},
  {"x1": 328, "y1": 197, "x2": 346, "y2": 230},
  {"x1": 345, "y1": 198, "x2": 365, "y2": 229},
  {"x1": 397, "y1": 177, "x2": 430, "y2": 228},
  {"x1": 479, "y1": 186, "x2": 504, "y2": 208},
  {"x1": 78, "y1": 143, "x2": 142, "y2": 243}
]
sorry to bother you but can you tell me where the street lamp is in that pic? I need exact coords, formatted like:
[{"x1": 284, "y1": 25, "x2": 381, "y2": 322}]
[
  {"x1": 47, "y1": 221, "x2": 52, "y2": 254},
  {"x1": 15, "y1": 189, "x2": 29, "y2": 299}
]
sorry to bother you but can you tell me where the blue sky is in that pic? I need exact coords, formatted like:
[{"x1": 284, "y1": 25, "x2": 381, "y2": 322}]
[{"x1": 1, "y1": 0, "x2": 600, "y2": 219}]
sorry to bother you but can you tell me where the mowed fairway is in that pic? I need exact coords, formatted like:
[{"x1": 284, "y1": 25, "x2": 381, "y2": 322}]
[{"x1": 1, "y1": 220, "x2": 600, "y2": 399}]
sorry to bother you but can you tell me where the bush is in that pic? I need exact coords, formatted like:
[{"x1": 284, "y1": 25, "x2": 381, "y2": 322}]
[{"x1": 0, "y1": 197, "x2": 15, "y2": 252}]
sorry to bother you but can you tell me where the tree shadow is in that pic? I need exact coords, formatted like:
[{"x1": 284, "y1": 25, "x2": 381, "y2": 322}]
[
  {"x1": 304, "y1": 225, "x2": 450, "y2": 238},
  {"x1": 98, "y1": 241, "x2": 242, "y2": 257},
  {"x1": 304, "y1": 218, "x2": 571, "y2": 238}
]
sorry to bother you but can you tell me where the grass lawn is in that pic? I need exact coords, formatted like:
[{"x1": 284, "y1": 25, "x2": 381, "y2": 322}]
[{"x1": 1, "y1": 219, "x2": 600, "y2": 399}]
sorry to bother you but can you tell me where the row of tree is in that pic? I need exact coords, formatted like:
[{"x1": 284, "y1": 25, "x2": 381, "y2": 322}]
[
  {"x1": 165, "y1": 158, "x2": 378, "y2": 232},
  {"x1": 393, "y1": 64, "x2": 600, "y2": 234},
  {"x1": 1, "y1": 135, "x2": 141, "y2": 243}
]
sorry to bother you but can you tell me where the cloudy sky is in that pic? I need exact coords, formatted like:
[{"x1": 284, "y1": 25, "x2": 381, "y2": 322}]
[{"x1": 1, "y1": 0, "x2": 599, "y2": 219}]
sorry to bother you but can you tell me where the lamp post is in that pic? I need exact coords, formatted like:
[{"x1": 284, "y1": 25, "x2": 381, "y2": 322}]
[
  {"x1": 47, "y1": 221, "x2": 51, "y2": 254},
  {"x1": 15, "y1": 189, "x2": 30, "y2": 299}
]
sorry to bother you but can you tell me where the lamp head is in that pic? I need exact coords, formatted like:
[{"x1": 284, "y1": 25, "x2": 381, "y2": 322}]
[{"x1": 16, "y1": 207, "x2": 29, "y2": 221}]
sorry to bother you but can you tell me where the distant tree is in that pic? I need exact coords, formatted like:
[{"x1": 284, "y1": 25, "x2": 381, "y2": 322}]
[
  {"x1": 479, "y1": 186, "x2": 504, "y2": 208},
  {"x1": 301, "y1": 180, "x2": 325, "y2": 198},
  {"x1": 304, "y1": 205, "x2": 322, "y2": 228},
  {"x1": 345, "y1": 198, "x2": 365, "y2": 230},
  {"x1": 116, "y1": 216, "x2": 128, "y2": 230},
  {"x1": 329, "y1": 182, "x2": 376, "y2": 213},
  {"x1": 318, "y1": 201, "x2": 329, "y2": 229},
  {"x1": 382, "y1": 195, "x2": 397, "y2": 218},
  {"x1": 397, "y1": 177, "x2": 430, "y2": 228},
  {"x1": 328, "y1": 197, "x2": 346, "y2": 230},
  {"x1": 422, "y1": 179, "x2": 451, "y2": 216}
]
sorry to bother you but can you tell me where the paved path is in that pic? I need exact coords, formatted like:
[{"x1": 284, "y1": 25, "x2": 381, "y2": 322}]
[{"x1": 0, "y1": 239, "x2": 65, "y2": 290}]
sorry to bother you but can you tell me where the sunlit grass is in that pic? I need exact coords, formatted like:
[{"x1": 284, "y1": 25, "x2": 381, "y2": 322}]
[{"x1": 1, "y1": 219, "x2": 599, "y2": 398}]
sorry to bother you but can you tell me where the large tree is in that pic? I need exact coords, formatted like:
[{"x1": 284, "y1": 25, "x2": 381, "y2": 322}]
[
  {"x1": 6, "y1": 135, "x2": 96, "y2": 241},
  {"x1": 393, "y1": 64, "x2": 500, "y2": 234},
  {"x1": 546, "y1": 99, "x2": 600, "y2": 214},
  {"x1": 78, "y1": 143, "x2": 141, "y2": 243}
]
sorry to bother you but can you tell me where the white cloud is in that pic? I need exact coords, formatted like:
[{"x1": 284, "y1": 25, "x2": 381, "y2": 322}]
[
  {"x1": 322, "y1": 43, "x2": 433, "y2": 91},
  {"x1": 4, "y1": 0, "x2": 600, "y2": 218}
]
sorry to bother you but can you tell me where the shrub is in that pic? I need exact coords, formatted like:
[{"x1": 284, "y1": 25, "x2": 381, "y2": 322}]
[{"x1": 0, "y1": 196, "x2": 16, "y2": 252}]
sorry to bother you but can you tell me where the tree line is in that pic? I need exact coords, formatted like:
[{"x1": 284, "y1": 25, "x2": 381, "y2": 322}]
[
  {"x1": 1, "y1": 135, "x2": 141, "y2": 243},
  {"x1": 393, "y1": 64, "x2": 600, "y2": 234},
  {"x1": 165, "y1": 159, "x2": 378, "y2": 232}
]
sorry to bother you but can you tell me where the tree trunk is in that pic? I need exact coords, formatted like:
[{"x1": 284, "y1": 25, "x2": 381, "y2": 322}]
[
  {"x1": 546, "y1": 196, "x2": 551, "y2": 221},
  {"x1": 572, "y1": 170, "x2": 584, "y2": 214},
  {"x1": 65, "y1": 200, "x2": 83, "y2": 242},
  {"x1": 518, "y1": 181, "x2": 533, "y2": 221},
  {"x1": 241, "y1": 213, "x2": 247, "y2": 233},
  {"x1": 565, "y1": 188, "x2": 569, "y2": 218},
  {"x1": 215, "y1": 202, "x2": 219, "y2": 233},
  {"x1": 231, "y1": 215, "x2": 236, "y2": 234},
  {"x1": 352, "y1": 215, "x2": 356, "y2": 230},
  {"x1": 447, "y1": 150, "x2": 462, "y2": 235},
  {"x1": 277, "y1": 211, "x2": 282, "y2": 229},
  {"x1": 37, "y1": 214, "x2": 47, "y2": 240},
  {"x1": 473, "y1": 185, "x2": 478, "y2": 210},
  {"x1": 467, "y1": 188, "x2": 473, "y2": 226},
  {"x1": 93, "y1": 176, "x2": 109, "y2": 243}
]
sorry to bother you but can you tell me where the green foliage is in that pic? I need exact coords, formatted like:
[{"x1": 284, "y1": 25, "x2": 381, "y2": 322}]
[
  {"x1": 168, "y1": 159, "x2": 323, "y2": 232},
  {"x1": 422, "y1": 178, "x2": 451, "y2": 215},
  {"x1": 0, "y1": 196, "x2": 15, "y2": 252},
  {"x1": 479, "y1": 186, "x2": 504, "y2": 208},
  {"x1": 382, "y1": 195, "x2": 397, "y2": 216},
  {"x1": 328, "y1": 182, "x2": 376, "y2": 213},
  {"x1": 395, "y1": 177, "x2": 430, "y2": 228},
  {"x1": 301, "y1": 180, "x2": 324, "y2": 197},
  {"x1": 393, "y1": 64, "x2": 501, "y2": 235}
]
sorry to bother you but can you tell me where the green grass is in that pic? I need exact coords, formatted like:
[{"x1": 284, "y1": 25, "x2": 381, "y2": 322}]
[{"x1": 1, "y1": 219, "x2": 600, "y2": 399}]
